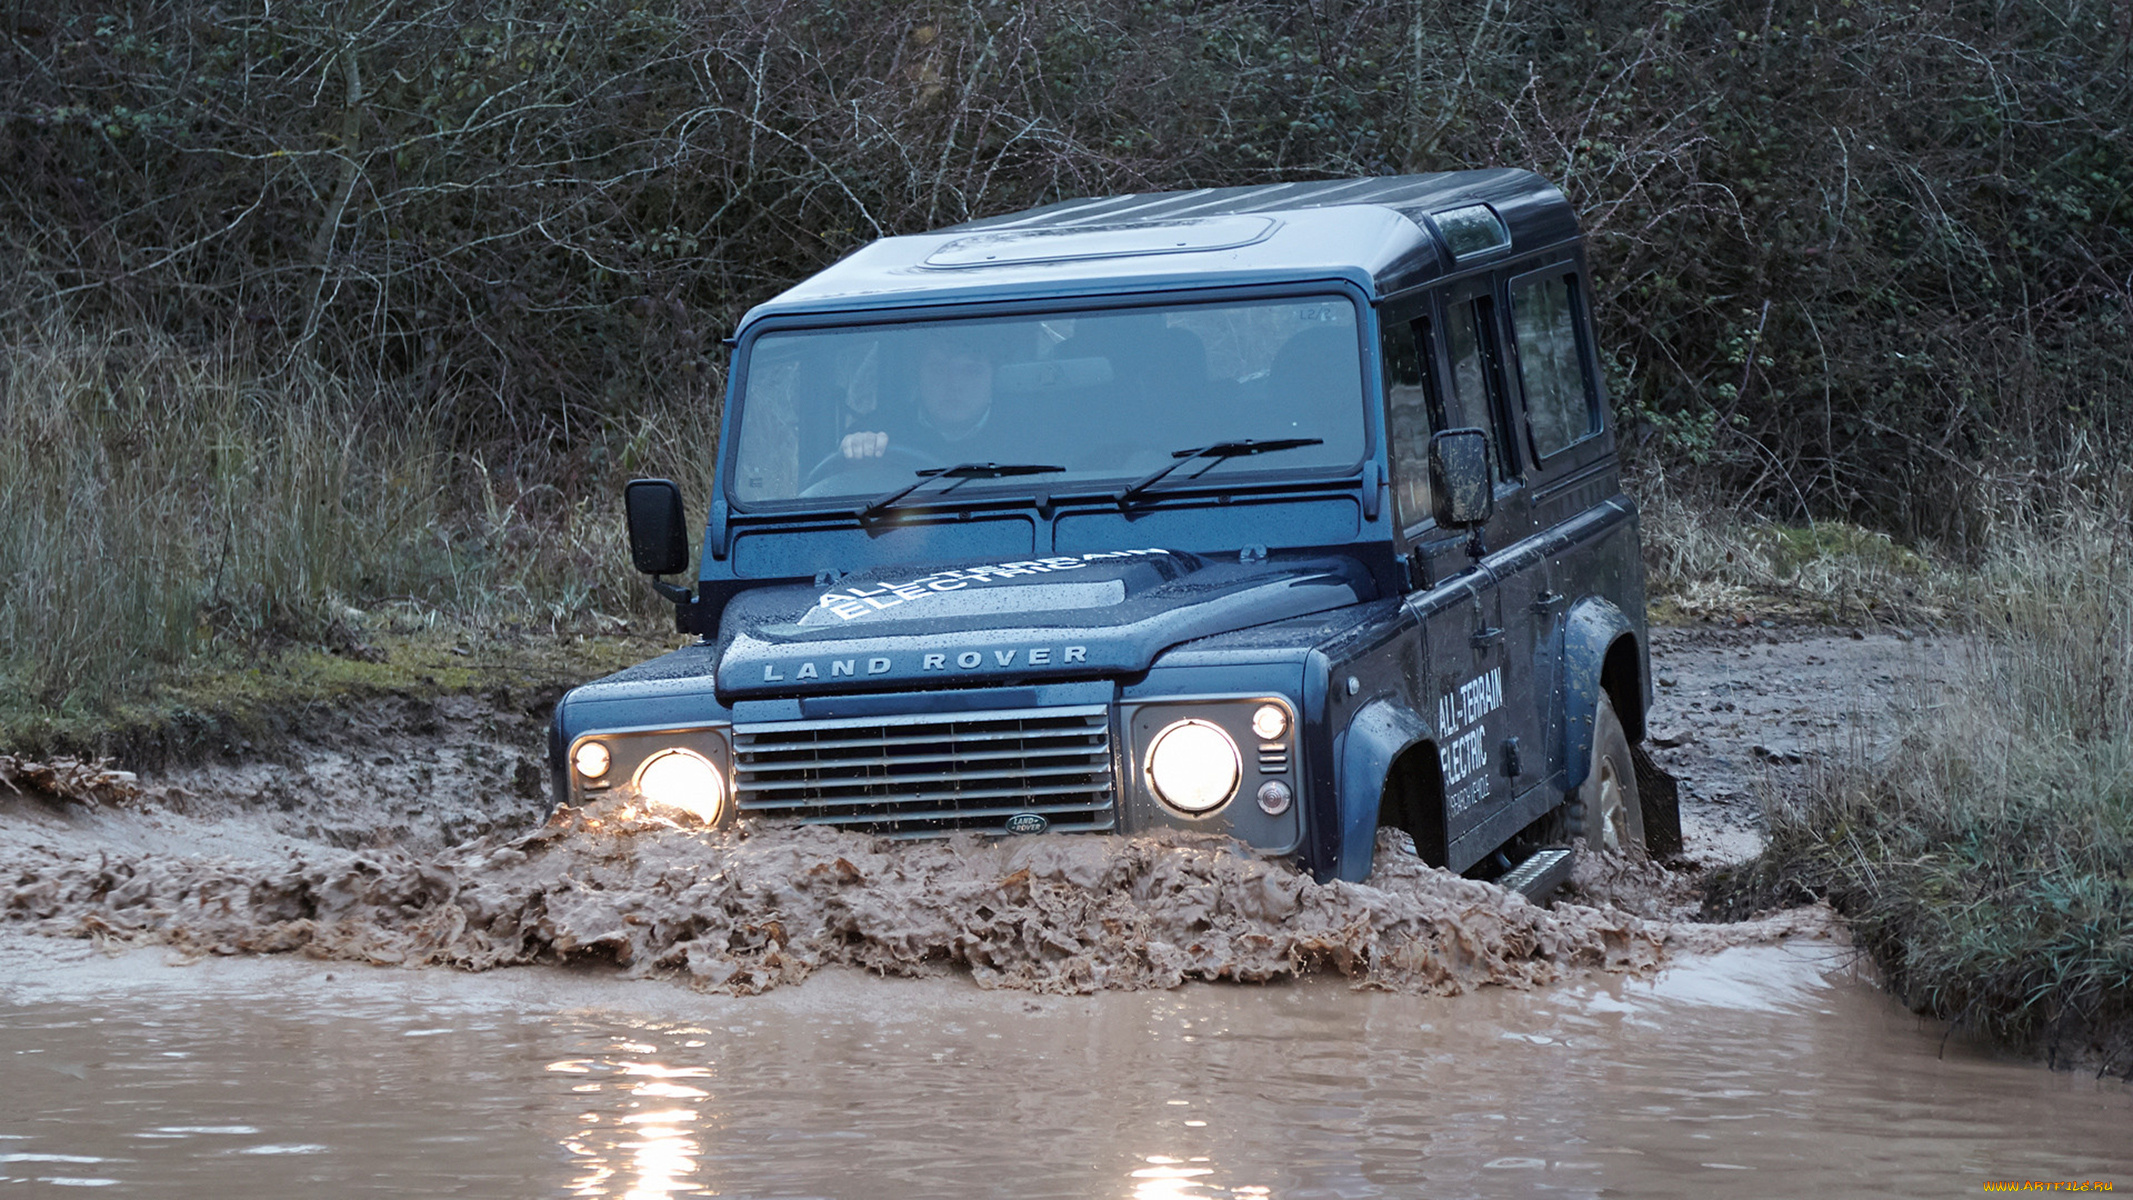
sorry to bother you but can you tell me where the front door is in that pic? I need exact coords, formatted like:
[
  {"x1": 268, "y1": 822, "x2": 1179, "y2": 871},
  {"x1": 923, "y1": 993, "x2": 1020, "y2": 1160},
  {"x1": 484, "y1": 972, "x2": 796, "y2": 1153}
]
[
  {"x1": 1431, "y1": 284, "x2": 1545, "y2": 869},
  {"x1": 1386, "y1": 294, "x2": 1527, "y2": 868}
]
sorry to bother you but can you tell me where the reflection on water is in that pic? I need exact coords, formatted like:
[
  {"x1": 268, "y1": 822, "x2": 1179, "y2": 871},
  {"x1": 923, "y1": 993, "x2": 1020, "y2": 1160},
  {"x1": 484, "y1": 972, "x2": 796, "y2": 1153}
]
[
  {"x1": 0, "y1": 942, "x2": 2129, "y2": 1198},
  {"x1": 1130, "y1": 1154, "x2": 1283, "y2": 1199},
  {"x1": 556, "y1": 1053, "x2": 717, "y2": 1198}
]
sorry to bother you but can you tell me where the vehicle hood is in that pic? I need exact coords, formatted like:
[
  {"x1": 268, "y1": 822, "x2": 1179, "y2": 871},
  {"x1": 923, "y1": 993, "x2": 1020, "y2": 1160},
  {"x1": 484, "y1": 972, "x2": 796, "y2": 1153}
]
[{"x1": 715, "y1": 548, "x2": 1374, "y2": 697}]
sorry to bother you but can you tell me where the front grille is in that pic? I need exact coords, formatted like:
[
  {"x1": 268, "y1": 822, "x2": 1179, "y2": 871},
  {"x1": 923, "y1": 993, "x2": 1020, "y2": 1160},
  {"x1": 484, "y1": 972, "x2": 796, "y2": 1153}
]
[{"x1": 732, "y1": 705, "x2": 1115, "y2": 837}]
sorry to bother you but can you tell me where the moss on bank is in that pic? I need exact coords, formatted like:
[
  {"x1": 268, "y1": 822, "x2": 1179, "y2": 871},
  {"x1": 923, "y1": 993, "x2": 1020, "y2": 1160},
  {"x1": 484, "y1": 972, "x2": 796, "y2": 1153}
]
[{"x1": 1638, "y1": 473, "x2": 1961, "y2": 629}]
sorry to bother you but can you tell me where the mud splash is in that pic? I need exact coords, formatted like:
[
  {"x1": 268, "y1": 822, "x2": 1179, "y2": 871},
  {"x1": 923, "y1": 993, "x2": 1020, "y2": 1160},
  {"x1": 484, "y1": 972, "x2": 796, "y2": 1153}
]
[
  {"x1": 0, "y1": 755, "x2": 141, "y2": 808},
  {"x1": 4, "y1": 805, "x2": 1661, "y2": 994}
]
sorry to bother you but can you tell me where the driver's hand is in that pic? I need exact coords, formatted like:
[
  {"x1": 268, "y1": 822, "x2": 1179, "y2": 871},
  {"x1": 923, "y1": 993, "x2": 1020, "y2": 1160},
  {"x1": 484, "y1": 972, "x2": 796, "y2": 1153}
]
[{"x1": 841, "y1": 431, "x2": 889, "y2": 459}]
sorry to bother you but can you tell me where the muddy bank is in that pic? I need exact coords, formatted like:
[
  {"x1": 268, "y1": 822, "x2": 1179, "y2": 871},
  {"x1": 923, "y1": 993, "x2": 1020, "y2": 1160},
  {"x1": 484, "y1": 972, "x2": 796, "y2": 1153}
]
[
  {"x1": 1644, "y1": 624, "x2": 1960, "y2": 866},
  {"x1": 140, "y1": 690, "x2": 562, "y2": 852},
  {"x1": 4, "y1": 806, "x2": 1665, "y2": 995},
  {"x1": 0, "y1": 623, "x2": 1925, "y2": 997}
]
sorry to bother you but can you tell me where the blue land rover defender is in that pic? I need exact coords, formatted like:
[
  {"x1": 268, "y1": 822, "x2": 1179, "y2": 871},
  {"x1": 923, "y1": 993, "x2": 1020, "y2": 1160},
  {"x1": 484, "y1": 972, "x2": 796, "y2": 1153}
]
[{"x1": 550, "y1": 170, "x2": 1674, "y2": 892}]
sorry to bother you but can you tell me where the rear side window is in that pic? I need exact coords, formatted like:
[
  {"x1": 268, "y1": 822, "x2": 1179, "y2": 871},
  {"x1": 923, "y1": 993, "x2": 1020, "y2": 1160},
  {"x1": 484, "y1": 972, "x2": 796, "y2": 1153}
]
[{"x1": 1511, "y1": 272, "x2": 1598, "y2": 458}]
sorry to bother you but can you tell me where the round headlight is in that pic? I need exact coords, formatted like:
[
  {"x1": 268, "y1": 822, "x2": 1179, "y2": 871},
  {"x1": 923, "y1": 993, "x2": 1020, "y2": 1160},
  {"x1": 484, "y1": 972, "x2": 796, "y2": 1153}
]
[
  {"x1": 1145, "y1": 719, "x2": 1241, "y2": 815},
  {"x1": 1250, "y1": 704, "x2": 1290, "y2": 741},
  {"x1": 573, "y1": 740, "x2": 611, "y2": 780},
  {"x1": 633, "y1": 748, "x2": 726, "y2": 824}
]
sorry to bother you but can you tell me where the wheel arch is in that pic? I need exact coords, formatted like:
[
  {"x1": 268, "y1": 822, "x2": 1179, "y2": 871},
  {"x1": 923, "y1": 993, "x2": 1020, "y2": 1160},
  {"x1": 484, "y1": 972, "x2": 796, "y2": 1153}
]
[
  {"x1": 1333, "y1": 699, "x2": 1436, "y2": 882},
  {"x1": 1563, "y1": 597, "x2": 1646, "y2": 792},
  {"x1": 1380, "y1": 738, "x2": 1449, "y2": 867}
]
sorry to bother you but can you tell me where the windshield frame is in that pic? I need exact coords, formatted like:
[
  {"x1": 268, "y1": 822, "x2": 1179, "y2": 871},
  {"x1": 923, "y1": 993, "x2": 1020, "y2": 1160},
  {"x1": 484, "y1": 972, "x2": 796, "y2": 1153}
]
[{"x1": 718, "y1": 282, "x2": 1381, "y2": 518}]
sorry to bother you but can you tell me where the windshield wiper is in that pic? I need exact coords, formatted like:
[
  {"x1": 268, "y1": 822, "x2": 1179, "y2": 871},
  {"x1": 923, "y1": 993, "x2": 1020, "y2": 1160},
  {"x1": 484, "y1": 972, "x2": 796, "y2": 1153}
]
[
  {"x1": 857, "y1": 461, "x2": 1065, "y2": 521},
  {"x1": 1115, "y1": 438, "x2": 1324, "y2": 505}
]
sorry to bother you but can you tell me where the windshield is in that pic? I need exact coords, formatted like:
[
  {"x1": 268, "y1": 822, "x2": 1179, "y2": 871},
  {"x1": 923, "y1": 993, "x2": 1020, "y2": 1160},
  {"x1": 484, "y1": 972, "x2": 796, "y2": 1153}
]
[{"x1": 728, "y1": 295, "x2": 1367, "y2": 505}]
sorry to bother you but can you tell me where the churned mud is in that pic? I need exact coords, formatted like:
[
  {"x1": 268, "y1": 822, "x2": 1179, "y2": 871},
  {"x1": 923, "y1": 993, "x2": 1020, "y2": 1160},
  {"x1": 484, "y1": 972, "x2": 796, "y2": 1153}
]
[
  {"x1": 0, "y1": 625, "x2": 1951, "y2": 995},
  {"x1": 1, "y1": 812, "x2": 1660, "y2": 994},
  {"x1": 1542, "y1": 624, "x2": 1959, "y2": 925}
]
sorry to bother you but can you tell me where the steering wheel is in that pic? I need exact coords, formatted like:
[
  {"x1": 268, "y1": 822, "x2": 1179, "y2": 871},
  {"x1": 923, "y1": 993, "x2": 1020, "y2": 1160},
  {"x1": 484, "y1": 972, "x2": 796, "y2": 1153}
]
[{"x1": 801, "y1": 442, "x2": 939, "y2": 491}]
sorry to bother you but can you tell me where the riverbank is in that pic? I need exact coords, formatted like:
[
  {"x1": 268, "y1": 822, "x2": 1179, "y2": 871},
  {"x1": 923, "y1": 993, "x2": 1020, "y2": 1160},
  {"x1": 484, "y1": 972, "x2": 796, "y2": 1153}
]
[
  {"x1": 6, "y1": 492, "x2": 2124, "y2": 1069},
  {"x1": 1702, "y1": 503, "x2": 2133, "y2": 1077},
  {"x1": 0, "y1": 620, "x2": 670, "y2": 772}
]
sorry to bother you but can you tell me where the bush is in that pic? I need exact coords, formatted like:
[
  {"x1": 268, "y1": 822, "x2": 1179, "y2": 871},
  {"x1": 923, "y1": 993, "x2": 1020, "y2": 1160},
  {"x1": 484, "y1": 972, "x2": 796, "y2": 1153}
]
[{"x1": 5, "y1": 0, "x2": 2133, "y2": 705}]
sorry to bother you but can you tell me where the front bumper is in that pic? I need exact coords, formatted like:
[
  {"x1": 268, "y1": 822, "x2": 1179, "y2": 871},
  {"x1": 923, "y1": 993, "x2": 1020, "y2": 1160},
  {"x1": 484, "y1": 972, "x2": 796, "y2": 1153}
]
[{"x1": 561, "y1": 695, "x2": 1303, "y2": 852}]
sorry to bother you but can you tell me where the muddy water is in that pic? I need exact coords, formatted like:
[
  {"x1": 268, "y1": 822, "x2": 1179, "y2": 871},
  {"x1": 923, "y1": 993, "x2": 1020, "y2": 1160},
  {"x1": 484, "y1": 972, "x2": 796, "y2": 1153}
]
[
  {"x1": 3, "y1": 629, "x2": 2121, "y2": 1195},
  {"x1": 3, "y1": 941, "x2": 2127, "y2": 1198}
]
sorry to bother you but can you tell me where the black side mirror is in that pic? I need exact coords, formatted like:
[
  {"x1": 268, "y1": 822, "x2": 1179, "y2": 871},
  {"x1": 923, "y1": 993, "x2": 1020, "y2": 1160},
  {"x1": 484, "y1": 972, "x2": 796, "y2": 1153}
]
[
  {"x1": 624, "y1": 478, "x2": 690, "y2": 576},
  {"x1": 1429, "y1": 428, "x2": 1495, "y2": 528}
]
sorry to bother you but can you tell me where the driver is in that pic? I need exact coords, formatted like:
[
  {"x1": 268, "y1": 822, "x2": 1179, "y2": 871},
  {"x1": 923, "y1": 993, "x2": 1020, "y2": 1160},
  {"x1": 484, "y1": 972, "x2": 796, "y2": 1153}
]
[{"x1": 839, "y1": 328, "x2": 998, "y2": 461}]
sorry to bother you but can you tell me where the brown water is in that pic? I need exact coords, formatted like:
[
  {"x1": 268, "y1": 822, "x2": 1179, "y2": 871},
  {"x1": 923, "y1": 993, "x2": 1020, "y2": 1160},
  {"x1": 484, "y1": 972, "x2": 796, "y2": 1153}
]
[{"x1": 3, "y1": 939, "x2": 2127, "y2": 1198}]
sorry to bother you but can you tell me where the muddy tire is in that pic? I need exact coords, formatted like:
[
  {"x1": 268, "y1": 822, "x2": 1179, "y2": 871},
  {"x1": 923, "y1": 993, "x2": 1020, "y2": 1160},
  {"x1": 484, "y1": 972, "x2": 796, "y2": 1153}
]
[
  {"x1": 1578, "y1": 694, "x2": 1646, "y2": 858},
  {"x1": 1631, "y1": 743, "x2": 1684, "y2": 858}
]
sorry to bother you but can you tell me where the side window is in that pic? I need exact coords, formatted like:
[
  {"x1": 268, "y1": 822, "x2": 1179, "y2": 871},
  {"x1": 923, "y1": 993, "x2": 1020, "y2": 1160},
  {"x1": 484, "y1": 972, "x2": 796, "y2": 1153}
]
[
  {"x1": 1444, "y1": 296, "x2": 1508, "y2": 480},
  {"x1": 1380, "y1": 315, "x2": 1435, "y2": 529},
  {"x1": 1511, "y1": 272, "x2": 1599, "y2": 458}
]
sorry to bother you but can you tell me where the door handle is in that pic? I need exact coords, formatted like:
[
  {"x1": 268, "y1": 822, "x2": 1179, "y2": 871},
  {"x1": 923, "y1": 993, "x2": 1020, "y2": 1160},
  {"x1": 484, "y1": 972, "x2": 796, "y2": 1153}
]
[{"x1": 1470, "y1": 626, "x2": 1505, "y2": 649}]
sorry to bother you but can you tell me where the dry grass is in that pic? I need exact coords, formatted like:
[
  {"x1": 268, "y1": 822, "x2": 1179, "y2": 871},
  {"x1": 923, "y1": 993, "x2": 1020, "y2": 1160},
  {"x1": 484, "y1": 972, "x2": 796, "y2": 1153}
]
[
  {"x1": 0, "y1": 319, "x2": 714, "y2": 723},
  {"x1": 1637, "y1": 470, "x2": 1962, "y2": 627}
]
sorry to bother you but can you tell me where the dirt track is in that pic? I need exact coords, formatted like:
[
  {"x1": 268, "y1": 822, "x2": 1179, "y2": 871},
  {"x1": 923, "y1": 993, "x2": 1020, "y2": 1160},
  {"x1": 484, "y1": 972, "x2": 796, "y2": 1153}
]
[{"x1": 1644, "y1": 624, "x2": 1960, "y2": 866}]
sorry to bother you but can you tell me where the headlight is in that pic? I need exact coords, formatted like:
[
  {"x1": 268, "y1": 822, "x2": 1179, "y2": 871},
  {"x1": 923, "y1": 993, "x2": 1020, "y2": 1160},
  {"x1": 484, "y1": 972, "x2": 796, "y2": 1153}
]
[
  {"x1": 573, "y1": 740, "x2": 611, "y2": 780},
  {"x1": 1145, "y1": 719, "x2": 1241, "y2": 815},
  {"x1": 633, "y1": 748, "x2": 726, "y2": 824}
]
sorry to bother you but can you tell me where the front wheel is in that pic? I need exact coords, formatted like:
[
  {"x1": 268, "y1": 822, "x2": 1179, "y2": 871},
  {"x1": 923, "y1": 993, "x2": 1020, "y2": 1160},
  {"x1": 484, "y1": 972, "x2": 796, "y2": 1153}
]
[{"x1": 1577, "y1": 693, "x2": 1646, "y2": 858}]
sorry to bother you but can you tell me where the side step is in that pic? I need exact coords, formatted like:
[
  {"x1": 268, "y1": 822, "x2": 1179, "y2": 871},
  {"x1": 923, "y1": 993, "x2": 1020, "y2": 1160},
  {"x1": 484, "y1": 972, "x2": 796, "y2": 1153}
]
[{"x1": 1499, "y1": 847, "x2": 1575, "y2": 902}]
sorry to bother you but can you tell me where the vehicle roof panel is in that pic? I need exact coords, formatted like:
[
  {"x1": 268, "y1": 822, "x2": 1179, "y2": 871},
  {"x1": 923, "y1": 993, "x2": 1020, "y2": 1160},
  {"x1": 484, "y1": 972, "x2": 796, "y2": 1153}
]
[{"x1": 736, "y1": 170, "x2": 1574, "y2": 331}]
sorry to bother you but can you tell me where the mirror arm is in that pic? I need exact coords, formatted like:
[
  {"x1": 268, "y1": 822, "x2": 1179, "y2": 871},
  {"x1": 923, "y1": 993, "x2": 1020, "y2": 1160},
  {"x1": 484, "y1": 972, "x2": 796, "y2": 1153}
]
[{"x1": 650, "y1": 577, "x2": 709, "y2": 637}]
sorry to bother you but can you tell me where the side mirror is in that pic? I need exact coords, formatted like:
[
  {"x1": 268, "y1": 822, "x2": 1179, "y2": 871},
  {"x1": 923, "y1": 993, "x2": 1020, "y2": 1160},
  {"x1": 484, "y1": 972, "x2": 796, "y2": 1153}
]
[
  {"x1": 1429, "y1": 428, "x2": 1494, "y2": 528},
  {"x1": 624, "y1": 478, "x2": 690, "y2": 576}
]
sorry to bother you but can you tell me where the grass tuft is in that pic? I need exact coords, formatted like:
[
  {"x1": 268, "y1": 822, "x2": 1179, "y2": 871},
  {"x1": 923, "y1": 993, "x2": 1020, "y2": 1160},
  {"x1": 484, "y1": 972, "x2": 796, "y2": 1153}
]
[{"x1": 1637, "y1": 470, "x2": 1958, "y2": 627}]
